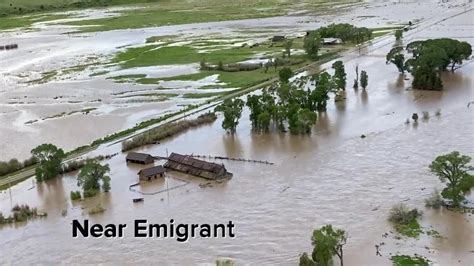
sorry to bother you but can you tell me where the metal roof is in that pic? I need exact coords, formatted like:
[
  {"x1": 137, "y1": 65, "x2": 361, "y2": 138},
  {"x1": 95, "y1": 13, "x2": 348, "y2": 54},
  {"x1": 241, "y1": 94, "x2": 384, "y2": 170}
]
[{"x1": 138, "y1": 165, "x2": 166, "y2": 177}]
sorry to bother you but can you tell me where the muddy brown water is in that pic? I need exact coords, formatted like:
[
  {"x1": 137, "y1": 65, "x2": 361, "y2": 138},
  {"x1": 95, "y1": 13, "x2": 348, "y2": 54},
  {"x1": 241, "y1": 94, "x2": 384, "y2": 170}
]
[
  {"x1": 1, "y1": 0, "x2": 470, "y2": 160},
  {"x1": 1, "y1": 1, "x2": 474, "y2": 265}
]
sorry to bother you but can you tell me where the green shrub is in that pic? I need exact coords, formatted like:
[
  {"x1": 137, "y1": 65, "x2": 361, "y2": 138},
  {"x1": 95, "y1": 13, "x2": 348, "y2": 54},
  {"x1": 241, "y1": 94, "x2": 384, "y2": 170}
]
[
  {"x1": 391, "y1": 255, "x2": 429, "y2": 266},
  {"x1": 425, "y1": 190, "x2": 443, "y2": 209},
  {"x1": 388, "y1": 204, "x2": 423, "y2": 238},
  {"x1": 299, "y1": 252, "x2": 315, "y2": 266},
  {"x1": 70, "y1": 191, "x2": 82, "y2": 201},
  {"x1": 388, "y1": 204, "x2": 421, "y2": 225}
]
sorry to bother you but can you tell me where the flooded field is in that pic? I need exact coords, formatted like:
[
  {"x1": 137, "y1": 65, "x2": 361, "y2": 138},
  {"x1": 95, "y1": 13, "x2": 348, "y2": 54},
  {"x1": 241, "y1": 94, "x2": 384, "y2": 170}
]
[
  {"x1": 1, "y1": 0, "x2": 474, "y2": 265},
  {"x1": 1, "y1": 0, "x2": 470, "y2": 160}
]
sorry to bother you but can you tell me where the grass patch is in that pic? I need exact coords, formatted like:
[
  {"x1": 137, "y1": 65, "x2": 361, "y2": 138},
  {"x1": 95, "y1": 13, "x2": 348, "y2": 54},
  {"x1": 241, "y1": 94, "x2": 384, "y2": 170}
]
[
  {"x1": 112, "y1": 45, "x2": 264, "y2": 68},
  {"x1": 0, "y1": 13, "x2": 68, "y2": 31},
  {"x1": 27, "y1": 70, "x2": 58, "y2": 84},
  {"x1": 138, "y1": 69, "x2": 275, "y2": 89},
  {"x1": 394, "y1": 219, "x2": 423, "y2": 238},
  {"x1": 391, "y1": 255, "x2": 430, "y2": 266},
  {"x1": 108, "y1": 74, "x2": 147, "y2": 80},
  {"x1": 388, "y1": 203, "x2": 423, "y2": 238}
]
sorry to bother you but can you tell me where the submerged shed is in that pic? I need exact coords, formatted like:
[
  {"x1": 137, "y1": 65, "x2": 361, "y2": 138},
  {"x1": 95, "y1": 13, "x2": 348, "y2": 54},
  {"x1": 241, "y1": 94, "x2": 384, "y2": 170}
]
[
  {"x1": 126, "y1": 152, "x2": 154, "y2": 164},
  {"x1": 164, "y1": 153, "x2": 232, "y2": 180},
  {"x1": 138, "y1": 165, "x2": 166, "y2": 181}
]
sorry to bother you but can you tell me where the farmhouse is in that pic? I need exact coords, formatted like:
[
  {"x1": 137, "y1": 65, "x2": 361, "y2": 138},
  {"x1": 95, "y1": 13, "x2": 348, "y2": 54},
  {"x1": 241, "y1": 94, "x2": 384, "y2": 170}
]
[
  {"x1": 126, "y1": 152, "x2": 154, "y2": 164},
  {"x1": 138, "y1": 165, "x2": 166, "y2": 181},
  {"x1": 164, "y1": 153, "x2": 232, "y2": 180}
]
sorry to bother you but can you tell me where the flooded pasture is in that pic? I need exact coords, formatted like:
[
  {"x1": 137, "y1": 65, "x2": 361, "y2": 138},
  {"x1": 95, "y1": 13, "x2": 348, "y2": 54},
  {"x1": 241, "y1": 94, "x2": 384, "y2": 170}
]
[
  {"x1": 1, "y1": 0, "x2": 474, "y2": 265},
  {"x1": 1, "y1": 0, "x2": 470, "y2": 160}
]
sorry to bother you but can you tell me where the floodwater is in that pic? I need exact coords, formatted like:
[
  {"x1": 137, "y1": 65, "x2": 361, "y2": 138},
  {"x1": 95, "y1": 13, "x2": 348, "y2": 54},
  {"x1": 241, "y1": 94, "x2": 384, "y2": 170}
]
[
  {"x1": 1, "y1": 0, "x2": 469, "y2": 160},
  {"x1": 1, "y1": 0, "x2": 474, "y2": 265}
]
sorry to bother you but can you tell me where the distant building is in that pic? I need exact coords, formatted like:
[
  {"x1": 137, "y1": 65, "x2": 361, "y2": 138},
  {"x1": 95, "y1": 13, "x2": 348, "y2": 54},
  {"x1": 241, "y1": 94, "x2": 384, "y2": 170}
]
[
  {"x1": 126, "y1": 152, "x2": 154, "y2": 165},
  {"x1": 138, "y1": 165, "x2": 166, "y2": 181},
  {"x1": 164, "y1": 153, "x2": 232, "y2": 180},
  {"x1": 271, "y1": 35, "x2": 286, "y2": 42},
  {"x1": 322, "y1": 38, "x2": 343, "y2": 45}
]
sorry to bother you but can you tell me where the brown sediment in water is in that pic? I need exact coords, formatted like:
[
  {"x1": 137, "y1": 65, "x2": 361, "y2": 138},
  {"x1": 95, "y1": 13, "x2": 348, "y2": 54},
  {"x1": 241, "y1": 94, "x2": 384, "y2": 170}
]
[{"x1": 0, "y1": 1, "x2": 473, "y2": 265}]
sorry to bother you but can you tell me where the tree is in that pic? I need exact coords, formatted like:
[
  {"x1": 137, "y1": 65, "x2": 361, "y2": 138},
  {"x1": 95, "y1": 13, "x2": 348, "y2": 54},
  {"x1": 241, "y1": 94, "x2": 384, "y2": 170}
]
[
  {"x1": 299, "y1": 225, "x2": 347, "y2": 266},
  {"x1": 310, "y1": 71, "x2": 332, "y2": 111},
  {"x1": 215, "y1": 98, "x2": 245, "y2": 134},
  {"x1": 404, "y1": 39, "x2": 472, "y2": 90},
  {"x1": 31, "y1": 144, "x2": 66, "y2": 182},
  {"x1": 353, "y1": 27, "x2": 372, "y2": 49},
  {"x1": 312, "y1": 225, "x2": 347, "y2": 266},
  {"x1": 429, "y1": 151, "x2": 474, "y2": 207},
  {"x1": 246, "y1": 94, "x2": 263, "y2": 128},
  {"x1": 304, "y1": 32, "x2": 321, "y2": 59},
  {"x1": 353, "y1": 65, "x2": 359, "y2": 89},
  {"x1": 285, "y1": 39, "x2": 293, "y2": 58},
  {"x1": 395, "y1": 29, "x2": 403, "y2": 40},
  {"x1": 315, "y1": 23, "x2": 371, "y2": 43},
  {"x1": 217, "y1": 61, "x2": 224, "y2": 71},
  {"x1": 289, "y1": 108, "x2": 317, "y2": 134},
  {"x1": 332, "y1": 61, "x2": 346, "y2": 91},
  {"x1": 360, "y1": 70, "x2": 368, "y2": 90},
  {"x1": 77, "y1": 160, "x2": 111, "y2": 197},
  {"x1": 386, "y1": 47, "x2": 406, "y2": 74},
  {"x1": 299, "y1": 252, "x2": 315, "y2": 266},
  {"x1": 279, "y1": 67, "x2": 294, "y2": 83}
]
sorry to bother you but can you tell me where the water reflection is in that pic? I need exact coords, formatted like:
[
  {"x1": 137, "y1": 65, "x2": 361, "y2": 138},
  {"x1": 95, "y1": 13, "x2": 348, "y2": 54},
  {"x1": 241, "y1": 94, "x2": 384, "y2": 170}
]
[
  {"x1": 222, "y1": 134, "x2": 243, "y2": 158},
  {"x1": 361, "y1": 89, "x2": 368, "y2": 107}
]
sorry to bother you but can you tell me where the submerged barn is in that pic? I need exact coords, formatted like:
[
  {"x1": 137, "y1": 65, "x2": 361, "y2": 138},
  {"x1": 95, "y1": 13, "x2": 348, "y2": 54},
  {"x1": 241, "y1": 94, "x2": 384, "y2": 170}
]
[
  {"x1": 164, "y1": 153, "x2": 231, "y2": 180},
  {"x1": 126, "y1": 152, "x2": 154, "y2": 164},
  {"x1": 138, "y1": 165, "x2": 166, "y2": 181}
]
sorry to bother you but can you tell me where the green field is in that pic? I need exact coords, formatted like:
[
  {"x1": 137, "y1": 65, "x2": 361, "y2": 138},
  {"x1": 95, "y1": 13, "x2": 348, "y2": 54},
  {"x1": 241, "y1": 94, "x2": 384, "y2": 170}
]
[
  {"x1": 0, "y1": 13, "x2": 68, "y2": 30},
  {"x1": 112, "y1": 44, "x2": 283, "y2": 68},
  {"x1": 0, "y1": 0, "x2": 156, "y2": 16},
  {"x1": 0, "y1": 0, "x2": 359, "y2": 32}
]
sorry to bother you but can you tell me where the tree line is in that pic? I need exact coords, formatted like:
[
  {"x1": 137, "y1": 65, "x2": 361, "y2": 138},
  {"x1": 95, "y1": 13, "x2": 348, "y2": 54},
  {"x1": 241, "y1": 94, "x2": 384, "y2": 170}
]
[
  {"x1": 0, "y1": 156, "x2": 37, "y2": 177},
  {"x1": 304, "y1": 23, "x2": 372, "y2": 59},
  {"x1": 216, "y1": 61, "x2": 369, "y2": 134},
  {"x1": 27, "y1": 143, "x2": 111, "y2": 200},
  {"x1": 386, "y1": 38, "x2": 472, "y2": 90}
]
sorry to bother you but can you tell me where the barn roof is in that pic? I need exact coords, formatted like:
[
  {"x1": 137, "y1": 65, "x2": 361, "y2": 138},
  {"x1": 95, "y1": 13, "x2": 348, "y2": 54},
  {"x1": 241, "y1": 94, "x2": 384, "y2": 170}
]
[
  {"x1": 166, "y1": 153, "x2": 225, "y2": 173},
  {"x1": 138, "y1": 165, "x2": 166, "y2": 177},
  {"x1": 126, "y1": 152, "x2": 152, "y2": 162}
]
